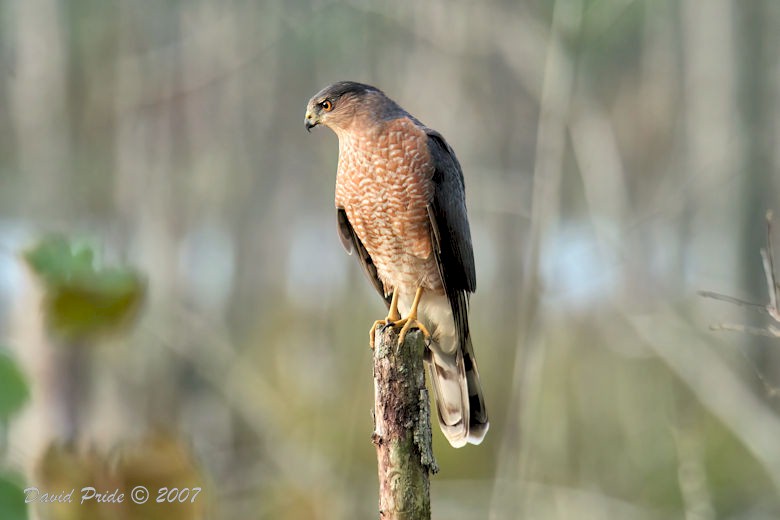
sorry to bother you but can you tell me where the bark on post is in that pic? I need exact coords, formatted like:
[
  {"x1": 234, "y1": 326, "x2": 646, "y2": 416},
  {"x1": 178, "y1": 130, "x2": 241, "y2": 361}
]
[{"x1": 372, "y1": 326, "x2": 438, "y2": 520}]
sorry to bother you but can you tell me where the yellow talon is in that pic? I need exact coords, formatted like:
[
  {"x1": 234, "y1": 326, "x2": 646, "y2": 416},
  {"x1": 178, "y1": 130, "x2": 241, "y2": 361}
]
[
  {"x1": 369, "y1": 290, "x2": 401, "y2": 349},
  {"x1": 397, "y1": 316, "x2": 431, "y2": 346},
  {"x1": 395, "y1": 287, "x2": 431, "y2": 346},
  {"x1": 368, "y1": 287, "x2": 431, "y2": 348}
]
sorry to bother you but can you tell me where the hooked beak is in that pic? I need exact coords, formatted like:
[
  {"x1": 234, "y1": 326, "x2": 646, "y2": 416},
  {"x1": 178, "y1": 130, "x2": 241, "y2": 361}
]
[{"x1": 304, "y1": 111, "x2": 318, "y2": 132}]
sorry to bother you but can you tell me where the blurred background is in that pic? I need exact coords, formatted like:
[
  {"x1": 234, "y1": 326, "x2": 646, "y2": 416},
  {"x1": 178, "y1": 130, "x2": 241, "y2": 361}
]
[{"x1": 1, "y1": 0, "x2": 780, "y2": 518}]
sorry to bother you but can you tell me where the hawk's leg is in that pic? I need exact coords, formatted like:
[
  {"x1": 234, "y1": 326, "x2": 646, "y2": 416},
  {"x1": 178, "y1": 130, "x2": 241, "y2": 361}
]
[
  {"x1": 369, "y1": 289, "x2": 402, "y2": 349},
  {"x1": 395, "y1": 286, "x2": 432, "y2": 346}
]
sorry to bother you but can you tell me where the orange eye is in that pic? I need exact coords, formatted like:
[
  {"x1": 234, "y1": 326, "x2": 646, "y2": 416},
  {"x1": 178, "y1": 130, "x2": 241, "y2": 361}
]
[{"x1": 321, "y1": 100, "x2": 333, "y2": 112}]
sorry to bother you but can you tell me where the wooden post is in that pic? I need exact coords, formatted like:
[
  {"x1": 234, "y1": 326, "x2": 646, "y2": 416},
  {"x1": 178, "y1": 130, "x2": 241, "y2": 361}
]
[{"x1": 372, "y1": 326, "x2": 438, "y2": 520}]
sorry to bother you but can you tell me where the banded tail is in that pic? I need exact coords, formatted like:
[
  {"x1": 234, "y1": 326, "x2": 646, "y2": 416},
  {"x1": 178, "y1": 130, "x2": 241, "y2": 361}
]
[{"x1": 426, "y1": 336, "x2": 488, "y2": 448}]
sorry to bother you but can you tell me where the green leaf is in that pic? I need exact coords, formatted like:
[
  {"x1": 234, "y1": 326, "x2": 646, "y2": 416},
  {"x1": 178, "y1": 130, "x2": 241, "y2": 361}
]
[
  {"x1": 0, "y1": 350, "x2": 29, "y2": 421},
  {"x1": 23, "y1": 235, "x2": 146, "y2": 343},
  {"x1": 23, "y1": 235, "x2": 95, "y2": 287},
  {"x1": 0, "y1": 471, "x2": 28, "y2": 520}
]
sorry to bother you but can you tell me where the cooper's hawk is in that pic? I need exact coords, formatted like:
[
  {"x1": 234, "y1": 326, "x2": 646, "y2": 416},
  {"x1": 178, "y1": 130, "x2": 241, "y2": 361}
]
[{"x1": 305, "y1": 81, "x2": 488, "y2": 447}]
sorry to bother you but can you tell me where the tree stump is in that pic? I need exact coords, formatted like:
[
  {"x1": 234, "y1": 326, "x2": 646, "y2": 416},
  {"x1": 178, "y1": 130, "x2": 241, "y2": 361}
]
[{"x1": 372, "y1": 326, "x2": 438, "y2": 520}]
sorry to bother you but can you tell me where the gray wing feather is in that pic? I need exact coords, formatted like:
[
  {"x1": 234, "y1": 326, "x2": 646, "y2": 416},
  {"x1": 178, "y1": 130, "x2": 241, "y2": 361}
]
[
  {"x1": 337, "y1": 208, "x2": 391, "y2": 308},
  {"x1": 425, "y1": 130, "x2": 476, "y2": 342},
  {"x1": 425, "y1": 129, "x2": 488, "y2": 445},
  {"x1": 425, "y1": 131, "x2": 476, "y2": 293}
]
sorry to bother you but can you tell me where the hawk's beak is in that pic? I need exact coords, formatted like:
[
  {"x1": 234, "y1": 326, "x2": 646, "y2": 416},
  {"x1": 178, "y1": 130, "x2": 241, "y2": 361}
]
[{"x1": 305, "y1": 111, "x2": 318, "y2": 132}]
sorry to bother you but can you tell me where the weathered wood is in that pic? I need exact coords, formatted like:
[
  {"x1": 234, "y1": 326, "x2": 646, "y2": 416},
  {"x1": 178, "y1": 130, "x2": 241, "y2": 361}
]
[{"x1": 372, "y1": 326, "x2": 438, "y2": 520}]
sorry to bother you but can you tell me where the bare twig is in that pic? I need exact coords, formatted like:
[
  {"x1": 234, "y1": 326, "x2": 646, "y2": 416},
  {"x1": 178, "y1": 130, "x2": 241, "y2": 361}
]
[
  {"x1": 631, "y1": 311, "x2": 780, "y2": 491},
  {"x1": 708, "y1": 325, "x2": 780, "y2": 397},
  {"x1": 699, "y1": 211, "x2": 780, "y2": 399},
  {"x1": 763, "y1": 211, "x2": 780, "y2": 321},
  {"x1": 701, "y1": 210, "x2": 780, "y2": 337},
  {"x1": 709, "y1": 323, "x2": 780, "y2": 338},
  {"x1": 698, "y1": 291, "x2": 768, "y2": 313}
]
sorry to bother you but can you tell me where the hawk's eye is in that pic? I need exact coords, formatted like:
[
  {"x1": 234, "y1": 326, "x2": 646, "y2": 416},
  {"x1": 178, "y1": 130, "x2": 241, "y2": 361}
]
[{"x1": 321, "y1": 100, "x2": 333, "y2": 112}]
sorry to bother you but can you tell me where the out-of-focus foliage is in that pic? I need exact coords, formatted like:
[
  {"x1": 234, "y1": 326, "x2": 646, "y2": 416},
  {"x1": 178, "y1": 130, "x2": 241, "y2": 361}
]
[
  {"x1": 24, "y1": 236, "x2": 145, "y2": 343},
  {"x1": 33, "y1": 444, "x2": 106, "y2": 520},
  {"x1": 0, "y1": 0, "x2": 779, "y2": 519},
  {"x1": 0, "y1": 472, "x2": 27, "y2": 520},
  {"x1": 32, "y1": 434, "x2": 207, "y2": 520},
  {"x1": 0, "y1": 349, "x2": 29, "y2": 421},
  {"x1": 0, "y1": 350, "x2": 28, "y2": 520},
  {"x1": 116, "y1": 432, "x2": 209, "y2": 520}
]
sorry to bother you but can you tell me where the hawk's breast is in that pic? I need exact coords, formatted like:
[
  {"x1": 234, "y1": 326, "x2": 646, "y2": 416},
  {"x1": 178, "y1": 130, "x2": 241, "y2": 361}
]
[{"x1": 335, "y1": 117, "x2": 442, "y2": 295}]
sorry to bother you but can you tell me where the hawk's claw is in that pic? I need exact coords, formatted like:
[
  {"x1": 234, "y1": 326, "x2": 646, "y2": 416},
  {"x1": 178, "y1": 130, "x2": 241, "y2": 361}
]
[
  {"x1": 396, "y1": 317, "x2": 431, "y2": 346},
  {"x1": 368, "y1": 287, "x2": 431, "y2": 348},
  {"x1": 369, "y1": 318, "x2": 389, "y2": 349},
  {"x1": 369, "y1": 316, "x2": 432, "y2": 349},
  {"x1": 369, "y1": 289, "x2": 402, "y2": 349}
]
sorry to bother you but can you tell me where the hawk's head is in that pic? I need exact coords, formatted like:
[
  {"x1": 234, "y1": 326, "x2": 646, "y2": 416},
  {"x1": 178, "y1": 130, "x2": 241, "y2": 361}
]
[{"x1": 304, "y1": 81, "x2": 402, "y2": 134}]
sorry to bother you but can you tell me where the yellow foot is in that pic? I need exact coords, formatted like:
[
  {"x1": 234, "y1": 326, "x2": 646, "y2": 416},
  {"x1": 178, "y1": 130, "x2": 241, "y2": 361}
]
[
  {"x1": 369, "y1": 290, "x2": 401, "y2": 349},
  {"x1": 395, "y1": 316, "x2": 432, "y2": 346},
  {"x1": 395, "y1": 286, "x2": 431, "y2": 346},
  {"x1": 369, "y1": 318, "x2": 391, "y2": 349},
  {"x1": 369, "y1": 315, "x2": 432, "y2": 349},
  {"x1": 367, "y1": 286, "x2": 432, "y2": 348}
]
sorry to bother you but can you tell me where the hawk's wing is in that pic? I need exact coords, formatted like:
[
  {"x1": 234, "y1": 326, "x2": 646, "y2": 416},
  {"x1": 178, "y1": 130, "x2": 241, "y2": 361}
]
[
  {"x1": 337, "y1": 207, "x2": 391, "y2": 308},
  {"x1": 425, "y1": 130, "x2": 476, "y2": 340},
  {"x1": 425, "y1": 129, "x2": 488, "y2": 441}
]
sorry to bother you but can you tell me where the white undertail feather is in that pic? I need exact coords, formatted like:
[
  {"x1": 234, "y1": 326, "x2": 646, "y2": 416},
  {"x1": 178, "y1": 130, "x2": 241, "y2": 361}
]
[{"x1": 398, "y1": 291, "x2": 489, "y2": 447}]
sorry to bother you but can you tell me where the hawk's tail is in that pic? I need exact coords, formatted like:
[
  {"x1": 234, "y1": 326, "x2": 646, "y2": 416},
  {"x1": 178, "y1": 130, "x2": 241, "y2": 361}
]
[{"x1": 426, "y1": 336, "x2": 488, "y2": 448}]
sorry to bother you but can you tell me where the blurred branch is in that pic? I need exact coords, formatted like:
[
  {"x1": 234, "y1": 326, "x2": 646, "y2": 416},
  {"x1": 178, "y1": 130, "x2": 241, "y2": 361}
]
[
  {"x1": 341, "y1": 0, "x2": 549, "y2": 101},
  {"x1": 697, "y1": 291, "x2": 768, "y2": 313},
  {"x1": 630, "y1": 310, "x2": 780, "y2": 491},
  {"x1": 708, "y1": 323, "x2": 780, "y2": 339},
  {"x1": 114, "y1": 5, "x2": 283, "y2": 116},
  {"x1": 700, "y1": 211, "x2": 780, "y2": 336},
  {"x1": 570, "y1": 102, "x2": 629, "y2": 250},
  {"x1": 762, "y1": 211, "x2": 780, "y2": 321},
  {"x1": 492, "y1": 0, "x2": 580, "y2": 514},
  {"x1": 156, "y1": 308, "x2": 345, "y2": 501},
  {"x1": 673, "y1": 427, "x2": 715, "y2": 520},
  {"x1": 372, "y1": 327, "x2": 436, "y2": 520}
]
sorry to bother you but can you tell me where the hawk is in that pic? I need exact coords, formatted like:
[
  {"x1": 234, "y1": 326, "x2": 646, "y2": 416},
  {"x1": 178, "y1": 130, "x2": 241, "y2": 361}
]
[{"x1": 305, "y1": 81, "x2": 488, "y2": 447}]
